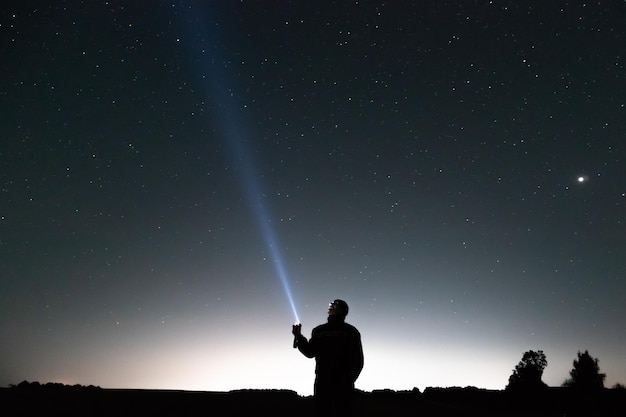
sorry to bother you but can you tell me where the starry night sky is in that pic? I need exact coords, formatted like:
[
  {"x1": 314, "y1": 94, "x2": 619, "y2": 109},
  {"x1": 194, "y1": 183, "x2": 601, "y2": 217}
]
[{"x1": 1, "y1": 1, "x2": 625, "y2": 395}]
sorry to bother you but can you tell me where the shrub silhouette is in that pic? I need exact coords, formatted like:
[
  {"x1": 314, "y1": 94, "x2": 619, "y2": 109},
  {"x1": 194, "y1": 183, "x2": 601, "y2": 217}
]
[
  {"x1": 505, "y1": 350, "x2": 548, "y2": 392},
  {"x1": 562, "y1": 350, "x2": 605, "y2": 391}
]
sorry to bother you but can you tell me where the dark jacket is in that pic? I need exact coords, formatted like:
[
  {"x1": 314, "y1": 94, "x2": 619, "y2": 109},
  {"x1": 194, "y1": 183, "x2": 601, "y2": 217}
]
[{"x1": 296, "y1": 315, "x2": 364, "y2": 384}]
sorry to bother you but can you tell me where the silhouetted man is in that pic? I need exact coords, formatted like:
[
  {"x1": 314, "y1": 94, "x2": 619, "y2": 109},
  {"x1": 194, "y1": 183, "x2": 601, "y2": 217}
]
[{"x1": 292, "y1": 299, "x2": 364, "y2": 416}]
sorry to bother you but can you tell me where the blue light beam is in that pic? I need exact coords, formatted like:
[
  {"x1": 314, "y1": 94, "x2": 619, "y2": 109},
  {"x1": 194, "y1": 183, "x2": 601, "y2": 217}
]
[
  {"x1": 225, "y1": 127, "x2": 300, "y2": 324},
  {"x1": 176, "y1": 5, "x2": 299, "y2": 323},
  {"x1": 217, "y1": 84, "x2": 300, "y2": 325},
  {"x1": 241, "y1": 164, "x2": 301, "y2": 325},
  {"x1": 224, "y1": 125, "x2": 300, "y2": 324}
]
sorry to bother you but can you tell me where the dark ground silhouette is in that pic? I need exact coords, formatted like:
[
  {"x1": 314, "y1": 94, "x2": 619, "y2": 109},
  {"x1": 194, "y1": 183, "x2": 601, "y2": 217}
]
[{"x1": 2, "y1": 382, "x2": 626, "y2": 416}]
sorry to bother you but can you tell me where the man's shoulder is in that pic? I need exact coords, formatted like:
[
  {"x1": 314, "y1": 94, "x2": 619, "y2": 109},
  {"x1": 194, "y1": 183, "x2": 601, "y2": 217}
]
[
  {"x1": 312, "y1": 320, "x2": 360, "y2": 335},
  {"x1": 312, "y1": 322, "x2": 330, "y2": 332},
  {"x1": 314, "y1": 321, "x2": 360, "y2": 333},
  {"x1": 343, "y1": 322, "x2": 361, "y2": 335}
]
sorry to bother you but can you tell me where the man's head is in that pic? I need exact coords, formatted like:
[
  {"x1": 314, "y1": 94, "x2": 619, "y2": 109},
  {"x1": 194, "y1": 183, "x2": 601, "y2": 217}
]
[{"x1": 328, "y1": 299, "x2": 349, "y2": 317}]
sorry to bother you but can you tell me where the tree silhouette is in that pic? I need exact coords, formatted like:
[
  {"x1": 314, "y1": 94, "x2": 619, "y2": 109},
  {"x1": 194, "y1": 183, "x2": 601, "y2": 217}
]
[
  {"x1": 562, "y1": 350, "x2": 605, "y2": 391},
  {"x1": 505, "y1": 350, "x2": 548, "y2": 392}
]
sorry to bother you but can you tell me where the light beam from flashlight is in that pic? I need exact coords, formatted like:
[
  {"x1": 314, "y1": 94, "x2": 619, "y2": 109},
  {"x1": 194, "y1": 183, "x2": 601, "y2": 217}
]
[
  {"x1": 226, "y1": 137, "x2": 300, "y2": 323},
  {"x1": 236, "y1": 140, "x2": 300, "y2": 323},
  {"x1": 174, "y1": 4, "x2": 300, "y2": 323}
]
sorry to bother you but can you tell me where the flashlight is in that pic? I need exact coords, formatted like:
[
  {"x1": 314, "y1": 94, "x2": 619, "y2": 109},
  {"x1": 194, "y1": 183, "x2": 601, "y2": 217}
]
[{"x1": 292, "y1": 322, "x2": 301, "y2": 348}]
